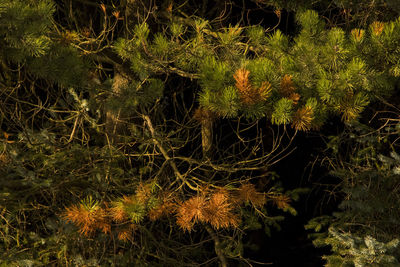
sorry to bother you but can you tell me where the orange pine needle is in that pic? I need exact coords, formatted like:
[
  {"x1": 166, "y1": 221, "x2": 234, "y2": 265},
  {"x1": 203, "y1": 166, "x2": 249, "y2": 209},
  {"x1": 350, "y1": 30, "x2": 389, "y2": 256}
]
[
  {"x1": 63, "y1": 204, "x2": 109, "y2": 236},
  {"x1": 258, "y1": 81, "x2": 272, "y2": 101},
  {"x1": 280, "y1": 75, "x2": 300, "y2": 104},
  {"x1": 176, "y1": 196, "x2": 207, "y2": 231},
  {"x1": 292, "y1": 106, "x2": 313, "y2": 131},
  {"x1": 112, "y1": 11, "x2": 120, "y2": 19},
  {"x1": 110, "y1": 205, "x2": 128, "y2": 223},
  {"x1": 149, "y1": 201, "x2": 176, "y2": 221},
  {"x1": 135, "y1": 183, "x2": 152, "y2": 204},
  {"x1": 204, "y1": 189, "x2": 240, "y2": 229},
  {"x1": 117, "y1": 227, "x2": 134, "y2": 242},
  {"x1": 280, "y1": 75, "x2": 295, "y2": 94},
  {"x1": 271, "y1": 194, "x2": 292, "y2": 210},
  {"x1": 237, "y1": 183, "x2": 266, "y2": 207},
  {"x1": 289, "y1": 93, "x2": 300, "y2": 105},
  {"x1": 100, "y1": 3, "x2": 106, "y2": 14},
  {"x1": 234, "y1": 69, "x2": 253, "y2": 104},
  {"x1": 234, "y1": 69, "x2": 271, "y2": 105},
  {"x1": 371, "y1": 21, "x2": 384, "y2": 36},
  {"x1": 0, "y1": 153, "x2": 9, "y2": 165},
  {"x1": 351, "y1": 29, "x2": 364, "y2": 42},
  {"x1": 166, "y1": 2, "x2": 173, "y2": 13}
]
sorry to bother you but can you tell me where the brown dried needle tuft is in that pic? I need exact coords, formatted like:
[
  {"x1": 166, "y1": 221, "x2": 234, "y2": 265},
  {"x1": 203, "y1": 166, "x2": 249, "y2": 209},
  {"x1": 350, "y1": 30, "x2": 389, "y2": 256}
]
[
  {"x1": 176, "y1": 196, "x2": 207, "y2": 231},
  {"x1": 237, "y1": 183, "x2": 266, "y2": 207},
  {"x1": 280, "y1": 74, "x2": 300, "y2": 104},
  {"x1": 271, "y1": 194, "x2": 292, "y2": 210},
  {"x1": 234, "y1": 69, "x2": 271, "y2": 105},
  {"x1": 292, "y1": 106, "x2": 313, "y2": 131},
  {"x1": 371, "y1": 21, "x2": 384, "y2": 36},
  {"x1": 204, "y1": 189, "x2": 240, "y2": 229},
  {"x1": 63, "y1": 204, "x2": 110, "y2": 236}
]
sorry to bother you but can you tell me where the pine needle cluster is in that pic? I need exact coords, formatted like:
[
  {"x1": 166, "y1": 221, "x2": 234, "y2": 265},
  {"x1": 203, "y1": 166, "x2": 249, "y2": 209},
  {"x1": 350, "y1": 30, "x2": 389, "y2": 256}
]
[
  {"x1": 371, "y1": 21, "x2": 385, "y2": 36},
  {"x1": 271, "y1": 98, "x2": 294, "y2": 125},
  {"x1": 291, "y1": 106, "x2": 313, "y2": 131},
  {"x1": 109, "y1": 195, "x2": 132, "y2": 223},
  {"x1": 63, "y1": 197, "x2": 110, "y2": 237},
  {"x1": 148, "y1": 191, "x2": 178, "y2": 221},
  {"x1": 176, "y1": 189, "x2": 241, "y2": 231},
  {"x1": 235, "y1": 183, "x2": 266, "y2": 207},
  {"x1": 270, "y1": 74, "x2": 317, "y2": 128},
  {"x1": 233, "y1": 69, "x2": 272, "y2": 105},
  {"x1": 339, "y1": 93, "x2": 369, "y2": 122},
  {"x1": 63, "y1": 183, "x2": 156, "y2": 241},
  {"x1": 205, "y1": 189, "x2": 240, "y2": 229},
  {"x1": 280, "y1": 75, "x2": 300, "y2": 105},
  {"x1": 269, "y1": 194, "x2": 292, "y2": 210},
  {"x1": 148, "y1": 199, "x2": 176, "y2": 221},
  {"x1": 117, "y1": 224, "x2": 137, "y2": 242},
  {"x1": 176, "y1": 195, "x2": 208, "y2": 231},
  {"x1": 63, "y1": 183, "x2": 276, "y2": 236},
  {"x1": 351, "y1": 29, "x2": 365, "y2": 42}
]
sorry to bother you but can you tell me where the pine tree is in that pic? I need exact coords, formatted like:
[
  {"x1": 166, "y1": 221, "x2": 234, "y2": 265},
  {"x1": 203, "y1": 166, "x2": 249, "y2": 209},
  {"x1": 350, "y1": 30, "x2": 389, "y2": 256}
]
[{"x1": 1, "y1": 0, "x2": 400, "y2": 265}]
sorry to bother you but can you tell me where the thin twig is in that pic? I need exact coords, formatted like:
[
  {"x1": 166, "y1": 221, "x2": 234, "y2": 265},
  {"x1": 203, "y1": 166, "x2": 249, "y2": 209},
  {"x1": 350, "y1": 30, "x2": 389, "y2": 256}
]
[{"x1": 143, "y1": 115, "x2": 197, "y2": 190}]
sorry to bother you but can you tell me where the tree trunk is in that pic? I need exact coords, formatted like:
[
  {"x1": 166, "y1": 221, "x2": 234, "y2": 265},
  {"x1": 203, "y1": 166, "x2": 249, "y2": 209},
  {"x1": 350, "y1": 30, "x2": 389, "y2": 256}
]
[{"x1": 201, "y1": 109, "x2": 213, "y2": 160}]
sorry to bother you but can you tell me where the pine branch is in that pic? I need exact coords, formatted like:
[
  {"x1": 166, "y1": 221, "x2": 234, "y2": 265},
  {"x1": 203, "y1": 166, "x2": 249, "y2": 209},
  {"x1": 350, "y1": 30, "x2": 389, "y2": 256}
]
[
  {"x1": 205, "y1": 225, "x2": 228, "y2": 267},
  {"x1": 143, "y1": 115, "x2": 197, "y2": 191}
]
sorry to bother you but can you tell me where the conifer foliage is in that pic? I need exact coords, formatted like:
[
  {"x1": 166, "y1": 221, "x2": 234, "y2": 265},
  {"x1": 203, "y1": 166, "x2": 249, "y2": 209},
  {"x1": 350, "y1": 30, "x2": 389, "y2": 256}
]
[
  {"x1": 1, "y1": 0, "x2": 400, "y2": 265},
  {"x1": 306, "y1": 120, "x2": 400, "y2": 266},
  {"x1": 234, "y1": 68, "x2": 272, "y2": 105},
  {"x1": 63, "y1": 182, "x2": 289, "y2": 236}
]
